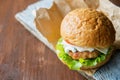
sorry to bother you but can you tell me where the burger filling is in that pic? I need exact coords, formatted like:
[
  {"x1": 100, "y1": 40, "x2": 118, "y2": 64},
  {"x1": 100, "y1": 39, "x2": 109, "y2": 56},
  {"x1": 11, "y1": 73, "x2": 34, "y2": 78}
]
[
  {"x1": 56, "y1": 38, "x2": 112, "y2": 70},
  {"x1": 68, "y1": 50, "x2": 99, "y2": 59}
]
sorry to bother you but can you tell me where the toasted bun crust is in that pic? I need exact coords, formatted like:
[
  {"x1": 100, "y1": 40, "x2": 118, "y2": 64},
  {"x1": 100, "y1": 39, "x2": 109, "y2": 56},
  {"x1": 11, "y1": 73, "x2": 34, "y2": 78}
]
[
  {"x1": 61, "y1": 8, "x2": 115, "y2": 48},
  {"x1": 80, "y1": 47, "x2": 115, "y2": 70}
]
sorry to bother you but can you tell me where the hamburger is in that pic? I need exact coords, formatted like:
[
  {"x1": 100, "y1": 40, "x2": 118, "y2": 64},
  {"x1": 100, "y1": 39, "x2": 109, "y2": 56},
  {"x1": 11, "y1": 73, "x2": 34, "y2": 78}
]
[{"x1": 56, "y1": 8, "x2": 116, "y2": 70}]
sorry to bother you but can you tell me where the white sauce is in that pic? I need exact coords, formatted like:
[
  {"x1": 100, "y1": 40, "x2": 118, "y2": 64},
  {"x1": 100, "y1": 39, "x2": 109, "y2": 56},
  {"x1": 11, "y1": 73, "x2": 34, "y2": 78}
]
[
  {"x1": 62, "y1": 40, "x2": 94, "y2": 53},
  {"x1": 61, "y1": 40, "x2": 109, "y2": 54}
]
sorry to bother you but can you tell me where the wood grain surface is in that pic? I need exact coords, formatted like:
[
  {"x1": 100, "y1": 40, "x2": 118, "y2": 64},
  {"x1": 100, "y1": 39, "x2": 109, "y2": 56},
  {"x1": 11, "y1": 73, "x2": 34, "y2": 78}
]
[{"x1": 0, "y1": 0, "x2": 87, "y2": 80}]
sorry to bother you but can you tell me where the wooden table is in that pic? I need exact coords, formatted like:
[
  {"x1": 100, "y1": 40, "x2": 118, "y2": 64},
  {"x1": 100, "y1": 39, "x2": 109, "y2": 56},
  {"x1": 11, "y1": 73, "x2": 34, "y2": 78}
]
[
  {"x1": 0, "y1": 0, "x2": 87, "y2": 80},
  {"x1": 1, "y1": 0, "x2": 120, "y2": 80}
]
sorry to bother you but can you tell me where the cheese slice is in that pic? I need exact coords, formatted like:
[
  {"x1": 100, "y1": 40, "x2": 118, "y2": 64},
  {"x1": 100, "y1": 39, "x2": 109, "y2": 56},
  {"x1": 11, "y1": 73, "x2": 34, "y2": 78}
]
[{"x1": 95, "y1": 47, "x2": 109, "y2": 54}]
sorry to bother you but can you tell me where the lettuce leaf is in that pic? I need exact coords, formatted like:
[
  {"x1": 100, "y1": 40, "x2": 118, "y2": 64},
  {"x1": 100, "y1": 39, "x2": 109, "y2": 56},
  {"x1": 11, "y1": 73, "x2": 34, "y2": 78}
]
[
  {"x1": 56, "y1": 38, "x2": 82, "y2": 70},
  {"x1": 79, "y1": 54, "x2": 105, "y2": 66},
  {"x1": 56, "y1": 38, "x2": 109, "y2": 70},
  {"x1": 58, "y1": 53, "x2": 82, "y2": 70}
]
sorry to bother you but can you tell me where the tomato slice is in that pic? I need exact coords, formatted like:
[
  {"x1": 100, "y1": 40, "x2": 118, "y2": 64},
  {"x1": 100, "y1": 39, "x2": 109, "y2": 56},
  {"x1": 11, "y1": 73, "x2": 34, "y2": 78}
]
[{"x1": 65, "y1": 40, "x2": 73, "y2": 45}]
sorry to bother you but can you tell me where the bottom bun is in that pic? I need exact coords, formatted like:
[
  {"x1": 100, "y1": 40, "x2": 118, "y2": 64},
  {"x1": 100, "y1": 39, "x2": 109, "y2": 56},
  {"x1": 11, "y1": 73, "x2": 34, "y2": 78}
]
[{"x1": 81, "y1": 47, "x2": 115, "y2": 70}]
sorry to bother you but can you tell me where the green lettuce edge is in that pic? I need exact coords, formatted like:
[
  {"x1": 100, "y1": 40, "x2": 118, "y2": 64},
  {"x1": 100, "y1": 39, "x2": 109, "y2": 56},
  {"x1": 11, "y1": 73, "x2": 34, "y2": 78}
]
[{"x1": 56, "y1": 38, "x2": 110, "y2": 70}]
